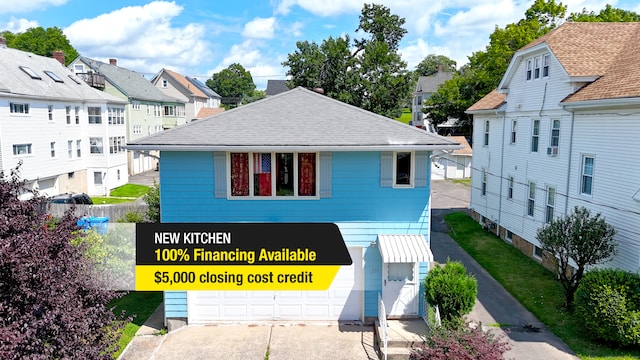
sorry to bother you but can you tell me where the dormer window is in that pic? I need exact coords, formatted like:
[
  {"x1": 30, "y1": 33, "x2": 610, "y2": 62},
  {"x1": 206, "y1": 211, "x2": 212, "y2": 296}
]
[
  {"x1": 526, "y1": 60, "x2": 532, "y2": 81},
  {"x1": 534, "y1": 57, "x2": 541, "y2": 79},
  {"x1": 526, "y1": 54, "x2": 550, "y2": 81},
  {"x1": 19, "y1": 66, "x2": 41, "y2": 80},
  {"x1": 543, "y1": 54, "x2": 550, "y2": 78}
]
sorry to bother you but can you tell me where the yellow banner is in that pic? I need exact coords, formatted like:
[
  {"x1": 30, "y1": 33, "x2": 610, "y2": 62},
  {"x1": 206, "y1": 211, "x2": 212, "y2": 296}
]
[{"x1": 135, "y1": 265, "x2": 340, "y2": 291}]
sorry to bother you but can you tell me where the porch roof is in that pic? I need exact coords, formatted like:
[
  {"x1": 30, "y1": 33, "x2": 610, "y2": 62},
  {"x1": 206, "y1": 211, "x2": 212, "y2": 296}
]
[{"x1": 377, "y1": 234, "x2": 432, "y2": 263}]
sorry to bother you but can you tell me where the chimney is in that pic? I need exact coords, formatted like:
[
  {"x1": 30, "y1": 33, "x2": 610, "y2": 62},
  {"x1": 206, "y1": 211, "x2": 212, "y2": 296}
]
[
  {"x1": 437, "y1": 64, "x2": 443, "y2": 73},
  {"x1": 312, "y1": 87, "x2": 325, "y2": 94},
  {"x1": 109, "y1": 58, "x2": 117, "y2": 66},
  {"x1": 0, "y1": 36, "x2": 6, "y2": 49},
  {"x1": 52, "y1": 50, "x2": 65, "y2": 65}
]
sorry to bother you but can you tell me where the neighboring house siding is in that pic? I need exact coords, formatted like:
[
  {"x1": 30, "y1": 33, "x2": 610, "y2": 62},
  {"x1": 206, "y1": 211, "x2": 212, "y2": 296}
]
[
  {"x1": 159, "y1": 150, "x2": 433, "y2": 317},
  {"x1": 567, "y1": 110, "x2": 640, "y2": 272}
]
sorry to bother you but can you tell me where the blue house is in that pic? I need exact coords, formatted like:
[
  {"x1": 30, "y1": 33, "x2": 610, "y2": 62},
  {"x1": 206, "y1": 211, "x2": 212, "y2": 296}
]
[{"x1": 128, "y1": 87, "x2": 460, "y2": 325}]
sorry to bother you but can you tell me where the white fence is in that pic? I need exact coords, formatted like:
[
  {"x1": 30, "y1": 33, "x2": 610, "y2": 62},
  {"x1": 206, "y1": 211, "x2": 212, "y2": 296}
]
[
  {"x1": 46, "y1": 203, "x2": 148, "y2": 221},
  {"x1": 378, "y1": 292, "x2": 388, "y2": 360}
]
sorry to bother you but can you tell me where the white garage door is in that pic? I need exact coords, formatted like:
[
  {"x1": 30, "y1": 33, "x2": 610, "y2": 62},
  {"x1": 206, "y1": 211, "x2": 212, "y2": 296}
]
[{"x1": 188, "y1": 247, "x2": 363, "y2": 323}]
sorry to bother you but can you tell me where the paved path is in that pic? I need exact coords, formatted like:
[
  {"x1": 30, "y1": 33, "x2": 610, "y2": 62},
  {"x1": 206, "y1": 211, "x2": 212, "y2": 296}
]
[{"x1": 430, "y1": 180, "x2": 579, "y2": 360}]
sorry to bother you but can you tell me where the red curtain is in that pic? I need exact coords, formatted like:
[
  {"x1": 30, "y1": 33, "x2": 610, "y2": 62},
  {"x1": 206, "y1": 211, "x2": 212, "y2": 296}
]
[
  {"x1": 230, "y1": 153, "x2": 249, "y2": 196},
  {"x1": 298, "y1": 153, "x2": 316, "y2": 196}
]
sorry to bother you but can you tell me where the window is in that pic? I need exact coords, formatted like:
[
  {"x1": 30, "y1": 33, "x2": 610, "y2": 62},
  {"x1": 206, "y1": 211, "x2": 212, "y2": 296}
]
[
  {"x1": 48, "y1": 105, "x2": 54, "y2": 121},
  {"x1": 94, "y1": 172, "x2": 103, "y2": 185},
  {"x1": 44, "y1": 70, "x2": 64, "y2": 83},
  {"x1": 117, "y1": 169, "x2": 121, "y2": 181},
  {"x1": 534, "y1": 56, "x2": 541, "y2": 79},
  {"x1": 90, "y1": 137, "x2": 103, "y2": 154},
  {"x1": 10, "y1": 102, "x2": 29, "y2": 114},
  {"x1": 108, "y1": 107, "x2": 125, "y2": 124},
  {"x1": 526, "y1": 60, "x2": 532, "y2": 81},
  {"x1": 528, "y1": 181, "x2": 536, "y2": 217},
  {"x1": 133, "y1": 125, "x2": 142, "y2": 134},
  {"x1": 162, "y1": 79, "x2": 168, "y2": 88},
  {"x1": 76, "y1": 140, "x2": 81, "y2": 157},
  {"x1": 543, "y1": 54, "x2": 550, "y2": 78},
  {"x1": 508, "y1": 176, "x2": 514, "y2": 199},
  {"x1": 511, "y1": 120, "x2": 517, "y2": 143},
  {"x1": 73, "y1": 64, "x2": 84, "y2": 74},
  {"x1": 506, "y1": 230, "x2": 513, "y2": 242},
  {"x1": 75, "y1": 106, "x2": 80, "y2": 124},
  {"x1": 109, "y1": 136, "x2": 125, "y2": 154},
  {"x1": 50, "y1": 142, "x2": 55, "y2": 157},
  {"x1": 388, "y1": 263, "x2": 414, "y2": 281},
  {"x1": 531, "y1": 120, "x2": 540, "y2": 152},
  {"x1": 481, "y1": 169, "x2": 487, "y2": 196},
  {"x1": 546, "y1": 186, "x2": 555, "y2": 223},
  {"x1": 581, "y1": 156, "x2": 594, "y2": 195},
  {"x1": 483, "y1": 120, "x2": 490, "y2": 146},
  {"x1": 395, "y1": 152, "x2": 412, "y2": 187},
  {"x1": 550, "y1": 119, "x2": 560, "y2": 147},
  {"x1": 229, "y1": 152, "x2": 317, "y2": 198},
  {"x1": 19, "y1": 66, "x2": 41, "y2": 79},
  {"x1": 12, "y1": 144, "x2": 32, "y2": 156},
  {"x1": 67, "y1": 141, "x2": 73, "y2": 158},
  {"x1": 146, "y1": 104, "x2": 152, "y2": 115},
  {"x1": 66, "y1": 106, "x2": 71, "y2": 124},
  {"x1": 154, "y1": 105, "x2": 162, "y2": 117},
  {"x1": 132, "y1": 101, "x2": 141, "y2": 110},
  {"x1": 164, "y1": 105, "x2": 175, "y2": 116},
  {"x1": 88, "y1": 107, "x2": 102, "y2": 124},
  {"x1": 534, "y1": 246, "x2": 543, "y2": 259}
]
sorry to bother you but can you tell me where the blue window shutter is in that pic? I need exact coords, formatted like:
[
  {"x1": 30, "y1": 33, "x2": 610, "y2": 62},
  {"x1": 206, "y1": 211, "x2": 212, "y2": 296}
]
[
  {"x1": 319, "y1": 152, "x2": 332, "y2": 198},
  {"x1": 415, "y1": 151, "x2": 428, "y2": 187},
  {"x1": 380, "y1": 151, "x2": 393, "y2": 187},
  {"x1": 213, "y1": 152, "x2": 227, "y2": 198}
]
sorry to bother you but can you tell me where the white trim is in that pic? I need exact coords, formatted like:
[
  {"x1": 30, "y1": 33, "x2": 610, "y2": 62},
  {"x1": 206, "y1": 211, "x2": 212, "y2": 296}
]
[{"x1": 392, "y1": 151, "x2": 415, "y2": 188}]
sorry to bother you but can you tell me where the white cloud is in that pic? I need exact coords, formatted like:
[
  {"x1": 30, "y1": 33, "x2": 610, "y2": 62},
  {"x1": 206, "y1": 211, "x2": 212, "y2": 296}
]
[
  {"x1": 63, "y1": 1, "x2": 212, "y2": 74},
  {"x1": 274, "y1": 0, "x2": 362, "y2": 16},
  {"x1": 399, "y1": 38, "x2": 454, "y2": 70},
  {"x1": 286, "y1": 21, "x2": 304, "y2": 37},
  {"x1": 0, "y1": 16, "x2": 39, "y2": 32},
  {"x1": 0, "y1": 0, "x2": 67, "y2": 14},
  {"x1": 242, "y1": 17, "x2": 277, "y2": 39},
  {"x1": 220, "y1": 40, "x2": 263, "y2": 68}
]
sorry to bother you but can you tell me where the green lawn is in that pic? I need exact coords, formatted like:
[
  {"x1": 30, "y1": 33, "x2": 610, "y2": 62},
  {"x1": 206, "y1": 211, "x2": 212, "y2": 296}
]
[
  {"x1": 444, "y1": 212, "x2": 640, "y2": 360},
  {"x1": 395, "y1": 107, "x2": 412, "y2": 124},
  {"x1": 110, "y1": 291, "x2": 163, "y2": 358},
  {"x1": 91, "y1": 184, "x2": 151, "y2": 204}
]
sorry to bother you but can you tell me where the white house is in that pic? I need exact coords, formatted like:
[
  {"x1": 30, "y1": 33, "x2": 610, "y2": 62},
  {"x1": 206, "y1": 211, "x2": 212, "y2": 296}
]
[
  {"x1": 0, "y1": 39, "x2": 128, "y2": 197},
  {"x1": 411, "y1": 66, "x2": 453, "y2": 131},
  {"x1": 432, "y1": 136, "x2": 472, "y2": 180},
  {"x1": 467, "y1": 22, "x2": 640, "y2": 273}
]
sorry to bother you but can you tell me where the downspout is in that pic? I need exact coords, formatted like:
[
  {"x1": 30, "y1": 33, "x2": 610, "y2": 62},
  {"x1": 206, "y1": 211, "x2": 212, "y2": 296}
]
[
  {"x1": 563, "y1": 107, "x2": 575, "y2": 215},
  {"x1": 496, "y1": 109, "x2": 506, "y2": 236}
]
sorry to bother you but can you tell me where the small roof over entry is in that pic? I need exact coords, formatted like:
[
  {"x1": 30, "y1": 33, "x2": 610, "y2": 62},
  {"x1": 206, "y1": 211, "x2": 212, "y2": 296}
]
[{"x1": 377, "y1": 234, "x2": 432, "y2": 263}]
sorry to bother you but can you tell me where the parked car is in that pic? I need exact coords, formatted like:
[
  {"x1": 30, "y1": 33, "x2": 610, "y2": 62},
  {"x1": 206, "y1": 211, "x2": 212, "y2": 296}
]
[{"x1": 49, "y1": 193, "x2": 93, "y2": 205}]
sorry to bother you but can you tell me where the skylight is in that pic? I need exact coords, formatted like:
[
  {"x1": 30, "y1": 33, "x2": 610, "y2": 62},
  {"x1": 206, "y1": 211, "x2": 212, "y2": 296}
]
[
  {"x1": 19, "y1": 66, "x2": 41, "y2": 80},
  {"x1": 68, "y1": 75, "x2": 82, "y2": 85},
  {"x1": 44, "y1": 70, "x2": 64, "y2": 83}
]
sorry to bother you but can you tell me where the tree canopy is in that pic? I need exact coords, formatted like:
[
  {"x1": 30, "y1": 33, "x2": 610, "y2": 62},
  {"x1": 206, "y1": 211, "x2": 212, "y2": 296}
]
[
  {"x1": 414, "y1": 54, "x2": 457, "y2": 76},
  {"x1": 2, "y1": 27, "x2": 79, "y2": 66},
  {"x1": 0, "y1": 166, "x2": 124, "y2": 358},
  {"x1": 206, "y1": 63, "x2": 256, "y2": 102},
  {"x1": 283, "y1": 3, "x2": 411, "y2": 118},
  {"x1": 424, "y1": 1, "x2": 639, "y2": 136}
]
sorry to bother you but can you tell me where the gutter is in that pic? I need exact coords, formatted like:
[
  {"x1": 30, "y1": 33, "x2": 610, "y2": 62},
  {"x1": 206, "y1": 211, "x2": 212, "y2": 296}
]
[{"x1": 124, "y1": 144, "x2": 465, "y2": 152}]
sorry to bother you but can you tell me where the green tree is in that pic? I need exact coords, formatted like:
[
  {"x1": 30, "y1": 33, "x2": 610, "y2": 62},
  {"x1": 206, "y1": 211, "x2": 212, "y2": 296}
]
[
  {"x1": 283, "y1": 3, "x2": 411, "y2": 118},
  {"x1": 568, "y1": 4, "x2": 640, "y2": 21},
  {"x1": 536, "y1": 206, "x2": 617, "y2": 308},
  {"x1": 206, "y1": 63, "x2": 256, "y2": 101},
  {"x1": 414, "y1": 54, "x2": 457, "y2": 76},
  {"x1": 144, "y1": 181, "x2": 160, "y2": 223},
  {"x1": 3, "y1": 27, "x2": 79, "y2": 65}
]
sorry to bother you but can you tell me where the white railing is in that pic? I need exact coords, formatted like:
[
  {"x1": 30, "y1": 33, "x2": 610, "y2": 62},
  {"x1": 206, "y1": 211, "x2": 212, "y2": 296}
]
[
  {"x1": 423, "y1": 301, "x2": 442, "y2": 329},
  {"x1": 378, "y1": 293, "x2": 388, "y2": 360}
]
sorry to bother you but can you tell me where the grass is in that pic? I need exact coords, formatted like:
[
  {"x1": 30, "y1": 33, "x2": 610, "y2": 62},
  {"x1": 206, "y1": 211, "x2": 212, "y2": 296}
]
[
  {"x1": 444, "y1": 212, "x2": 640, "y2": 360},
  {"x1": 91, "y1": 184, "x2": 151, "y2": 205},
  {"x1": 395, "y1": 107, "x2": 412, "y2": 124},
  {"x1": 452, "y1": 178, "x2": 471, "y2": 187},
  {"x1": 110, "y1": 291, "x2": 163, "y2": 358}
]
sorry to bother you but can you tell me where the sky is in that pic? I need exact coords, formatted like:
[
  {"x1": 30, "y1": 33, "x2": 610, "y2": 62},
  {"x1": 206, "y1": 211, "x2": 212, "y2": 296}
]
[{"x1": 1, "y1": 0, "x2": 639, "y2": 90}]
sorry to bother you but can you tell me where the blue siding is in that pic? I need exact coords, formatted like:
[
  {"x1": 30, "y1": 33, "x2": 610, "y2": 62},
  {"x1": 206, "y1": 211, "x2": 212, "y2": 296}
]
[
  {"x1": 165, "y1": 291, "x2": 188, "y2": 318},
  {"x1": 159, "y1": 150, "x2": 432, "y2": 319}
]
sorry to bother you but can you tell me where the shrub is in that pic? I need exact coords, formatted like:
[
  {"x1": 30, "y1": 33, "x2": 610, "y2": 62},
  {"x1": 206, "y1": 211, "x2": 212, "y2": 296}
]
[
  {"x1": 144, "y1": 181, "x2": 160, "y2": 223},
  {"x1": 575, "y1": 268, "x2": 640, "y2": 347},
  {"x1": 424, "y1": 260, "x2": 477, "y2": 323},
  {"x1": 410, "y1": 323, "x2": 511, "y2": 360},
  {"x1": 117, "y1": 211, "x2": 146, "y2": 223}
]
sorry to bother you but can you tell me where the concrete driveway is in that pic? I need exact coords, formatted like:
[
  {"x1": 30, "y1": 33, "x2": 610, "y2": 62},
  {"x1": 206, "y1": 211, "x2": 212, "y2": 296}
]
[{"x1": 120, "y1": 321, "x2": 377, "y2": 360}]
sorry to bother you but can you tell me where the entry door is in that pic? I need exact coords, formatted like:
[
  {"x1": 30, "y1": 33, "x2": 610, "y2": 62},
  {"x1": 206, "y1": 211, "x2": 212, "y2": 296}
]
[{"x1": 382, "y1": 262, "x2": 419, "y2": 318}]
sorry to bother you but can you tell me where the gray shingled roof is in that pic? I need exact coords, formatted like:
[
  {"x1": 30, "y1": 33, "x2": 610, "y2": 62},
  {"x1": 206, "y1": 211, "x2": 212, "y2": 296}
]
[
  {"x1": 415, "y1": 71, "x2": 453, "y2": 93},
  {"x1": 78, "y1": 56, "x2": 181, "y2": 103},
  {"x1": 265, "y1": 80, "x2": 289, "y2": 96},
  {"x1": 0, "y1": 47, "x2": 124, "y2": 103},
  {"x1": 127, "y1": 87, "x2": 461, "y2": 151}
]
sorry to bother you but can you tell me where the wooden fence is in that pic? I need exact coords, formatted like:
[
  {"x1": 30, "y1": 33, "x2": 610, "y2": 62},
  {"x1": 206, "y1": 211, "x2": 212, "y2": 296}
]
[{"x1": 47, "y1": 203, "x2": 148, "y2": 221}]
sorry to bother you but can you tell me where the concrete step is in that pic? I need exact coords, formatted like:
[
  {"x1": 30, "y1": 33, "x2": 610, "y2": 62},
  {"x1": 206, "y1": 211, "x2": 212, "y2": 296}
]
[{"x1": 375, "y1": 319, "x2": 429, "y2": 360}]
